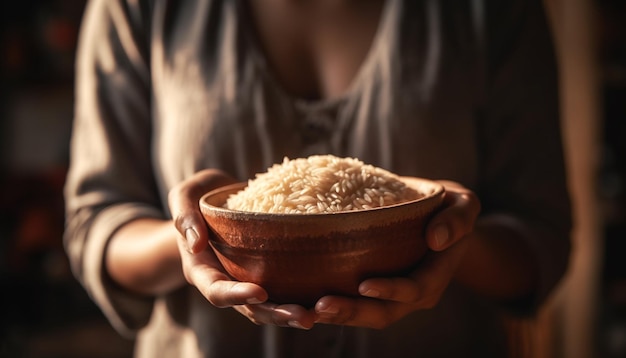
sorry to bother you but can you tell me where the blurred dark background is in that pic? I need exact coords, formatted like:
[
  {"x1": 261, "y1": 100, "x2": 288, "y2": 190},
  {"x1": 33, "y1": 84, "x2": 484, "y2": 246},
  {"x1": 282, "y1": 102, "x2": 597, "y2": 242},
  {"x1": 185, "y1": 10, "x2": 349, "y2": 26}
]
[
  {"x1": 0, "y1": 0, "x2": 624, "y2": 357},
  {"x1": 0, "y1": 1, "x2": 134, "y2": 357},
  {"x1": 597, "y1": 0, "x2": 626, "y2": 356}
]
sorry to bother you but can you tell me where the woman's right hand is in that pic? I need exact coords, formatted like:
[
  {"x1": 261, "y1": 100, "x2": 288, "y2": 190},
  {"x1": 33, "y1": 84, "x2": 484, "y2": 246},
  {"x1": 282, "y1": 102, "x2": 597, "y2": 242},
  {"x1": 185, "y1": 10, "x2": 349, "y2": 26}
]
[{"x1": 167, "y1": 169, "x2": 317, "y2": 329}]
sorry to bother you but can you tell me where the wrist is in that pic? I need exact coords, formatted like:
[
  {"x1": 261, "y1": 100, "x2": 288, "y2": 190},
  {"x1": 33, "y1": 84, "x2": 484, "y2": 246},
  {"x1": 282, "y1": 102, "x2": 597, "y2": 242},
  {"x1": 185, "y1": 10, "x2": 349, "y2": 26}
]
[{"x1": 106, "y1": 218, "x2": 185, "y2": 296}]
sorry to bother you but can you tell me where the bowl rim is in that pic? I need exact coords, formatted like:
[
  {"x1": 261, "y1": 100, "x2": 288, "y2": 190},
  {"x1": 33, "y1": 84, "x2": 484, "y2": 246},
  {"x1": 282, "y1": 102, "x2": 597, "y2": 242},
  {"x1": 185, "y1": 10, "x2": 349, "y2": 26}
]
[{"x1": 199, "y1": 176, "x2": 445, "y2": 219}]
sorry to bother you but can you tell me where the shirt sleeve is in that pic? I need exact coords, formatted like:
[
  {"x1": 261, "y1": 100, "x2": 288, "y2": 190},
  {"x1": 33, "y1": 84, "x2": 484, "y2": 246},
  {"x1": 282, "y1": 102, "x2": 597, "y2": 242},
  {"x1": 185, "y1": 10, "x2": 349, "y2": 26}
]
[
  {"x1": 63, "y1": 0, "x2": 162, "y2": 338},
  {"x1": 476, "y1": 0, "x2": 573, "y2": 314}
]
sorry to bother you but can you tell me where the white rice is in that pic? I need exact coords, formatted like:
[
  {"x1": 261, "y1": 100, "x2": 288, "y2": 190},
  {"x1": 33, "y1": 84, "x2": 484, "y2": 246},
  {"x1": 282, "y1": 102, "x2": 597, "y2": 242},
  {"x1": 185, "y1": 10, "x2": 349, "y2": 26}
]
[{"x1": 225, "y1": 155, "x2": 421, "y2": 214}]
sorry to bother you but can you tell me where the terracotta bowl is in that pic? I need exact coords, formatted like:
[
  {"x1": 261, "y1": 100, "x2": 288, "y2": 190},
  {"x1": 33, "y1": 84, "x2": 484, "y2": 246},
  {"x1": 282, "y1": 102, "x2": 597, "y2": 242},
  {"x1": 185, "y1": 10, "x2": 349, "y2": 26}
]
[{"x1": 199, "y1": 177, "x2": 445, "y2": 307}]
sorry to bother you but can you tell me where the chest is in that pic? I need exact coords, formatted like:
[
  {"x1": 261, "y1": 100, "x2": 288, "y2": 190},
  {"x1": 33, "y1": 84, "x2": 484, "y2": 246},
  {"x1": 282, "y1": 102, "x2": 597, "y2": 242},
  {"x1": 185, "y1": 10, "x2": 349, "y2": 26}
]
[{"x1": 244, "y1": 0, "x2": 386, "y2": 100}]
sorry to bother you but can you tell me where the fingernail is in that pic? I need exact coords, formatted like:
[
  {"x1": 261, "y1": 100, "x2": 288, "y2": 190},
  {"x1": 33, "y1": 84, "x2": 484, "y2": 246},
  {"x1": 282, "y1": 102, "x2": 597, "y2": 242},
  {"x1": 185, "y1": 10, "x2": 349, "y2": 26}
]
[
  {"x1": 246, "y1": 297, "x2": 264, "y2": 304},
  {"x1": 361, "y1": 288, "x2": 380, "y2": 298},
  {"x1": 433, "y1": 224, "x2": 450, "y2": 249},
  {"x1": 288, "y1": 321, "x2": 309, "y2": 330},
  {"x1": 185, "y1": 228, "x2": 199, "y2": 253}
]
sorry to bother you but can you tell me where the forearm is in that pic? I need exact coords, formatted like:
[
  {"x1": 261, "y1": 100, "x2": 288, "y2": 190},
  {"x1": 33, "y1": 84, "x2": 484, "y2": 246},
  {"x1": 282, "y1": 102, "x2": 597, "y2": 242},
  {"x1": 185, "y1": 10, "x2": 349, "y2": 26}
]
[
  {"x1": 454, "y1": 214, "x2": 538, "y2": 304},
  {"x1": 106, "y1": 218, "x2": 185, "y2": 296}
]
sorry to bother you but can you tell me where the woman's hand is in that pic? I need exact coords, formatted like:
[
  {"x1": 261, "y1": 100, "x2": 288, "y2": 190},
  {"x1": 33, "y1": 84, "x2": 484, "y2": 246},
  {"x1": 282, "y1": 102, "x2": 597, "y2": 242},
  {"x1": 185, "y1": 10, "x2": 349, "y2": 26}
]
[
  {"x1": 168, "y1": 169, "x2": 317, "y2": 329},
  {"x1": 314, "y1": 180, "x2": 481, "y2": 328}
]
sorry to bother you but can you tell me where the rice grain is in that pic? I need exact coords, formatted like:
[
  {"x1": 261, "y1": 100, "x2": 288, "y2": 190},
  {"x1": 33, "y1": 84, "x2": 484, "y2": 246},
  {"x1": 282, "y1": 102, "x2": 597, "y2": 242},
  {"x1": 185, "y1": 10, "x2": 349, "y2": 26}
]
[{"x1": 225, "y1": 155, "x2": 421, "y2": 214}]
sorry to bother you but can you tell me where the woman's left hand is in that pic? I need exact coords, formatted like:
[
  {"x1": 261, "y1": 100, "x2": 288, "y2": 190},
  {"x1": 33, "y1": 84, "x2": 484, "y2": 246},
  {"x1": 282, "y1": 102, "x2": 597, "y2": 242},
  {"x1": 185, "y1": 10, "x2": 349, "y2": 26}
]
[{"x1": 313, "y1": 180, "x2": 481, "y2": 328}]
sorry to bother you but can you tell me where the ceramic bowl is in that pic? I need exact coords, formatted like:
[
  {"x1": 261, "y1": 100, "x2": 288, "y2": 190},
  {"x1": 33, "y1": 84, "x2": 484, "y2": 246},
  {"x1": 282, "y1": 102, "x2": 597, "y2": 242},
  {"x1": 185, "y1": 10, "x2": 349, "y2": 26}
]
[{"x1": 199, "y1": 177, "x2": 445, "y2": 307}]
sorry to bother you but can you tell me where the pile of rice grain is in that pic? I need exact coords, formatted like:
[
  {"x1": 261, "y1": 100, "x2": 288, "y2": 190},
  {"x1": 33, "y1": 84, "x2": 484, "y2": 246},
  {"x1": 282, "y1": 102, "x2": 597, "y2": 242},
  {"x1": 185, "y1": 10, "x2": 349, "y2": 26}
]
[{"x1": 225, "y1": 155, "x2": 421, "y2": 214}]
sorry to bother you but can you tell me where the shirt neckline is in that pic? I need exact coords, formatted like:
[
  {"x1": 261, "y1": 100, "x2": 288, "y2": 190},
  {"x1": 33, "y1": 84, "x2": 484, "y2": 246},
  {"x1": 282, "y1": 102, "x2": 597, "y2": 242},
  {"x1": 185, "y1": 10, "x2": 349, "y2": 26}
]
[{"x1": 236, "y1": 0, "x2": 395, "y2": 111}]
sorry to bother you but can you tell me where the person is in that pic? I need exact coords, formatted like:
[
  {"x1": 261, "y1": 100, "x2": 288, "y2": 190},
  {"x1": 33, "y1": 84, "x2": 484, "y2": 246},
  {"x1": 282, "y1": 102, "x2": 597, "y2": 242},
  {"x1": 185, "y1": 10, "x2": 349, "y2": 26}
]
[{"x1": 63, "y1": 0, "x2": 572, "y2": 356}]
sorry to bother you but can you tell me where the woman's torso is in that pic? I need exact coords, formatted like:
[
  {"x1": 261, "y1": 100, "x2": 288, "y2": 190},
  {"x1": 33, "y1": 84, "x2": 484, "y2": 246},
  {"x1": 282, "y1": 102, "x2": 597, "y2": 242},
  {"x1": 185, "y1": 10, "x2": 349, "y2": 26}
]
[{"x1": 141, "y1": 0, "x2": 504, "y2": 356}]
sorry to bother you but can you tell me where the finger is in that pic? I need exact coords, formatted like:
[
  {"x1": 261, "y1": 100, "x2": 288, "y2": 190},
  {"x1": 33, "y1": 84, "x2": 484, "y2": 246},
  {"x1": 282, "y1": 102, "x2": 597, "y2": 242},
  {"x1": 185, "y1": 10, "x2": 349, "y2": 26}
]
[
  {"x1": 168, "y1": 169, "x2": 235, "y2": 253},
  {"x1": 236, "y1": 303, "x2": 316, "y2": 329},
  {"x1": 205, "y1": 280, "x2": 268, "y2": 307},
  {"x1": 426, "y1": 183, "x2": 480, "y2": 251},
  {"x1": 320, "y1": 239, "x2": 472, "y2": 328},
  {"x1": 193, "y1": 272, "x2": 268, "y2": 308},
  {"x1": 357, "y1": 239, "x2": 468, "y2": 306},
  {"x1": 358, "y1": 277, "x2": 420, "y2": 303},
  {"x1": 234, "y1": 303, "x2": 278, "y2": 325},
  {"x1": 410, "y1": 238, "x2": 471, "y2": 308},
  {"x1": 315, "y1": 296, "x2": 413, "y2": 329},
  {"x1": 182, "y1": 248, "x2": 268, "y2": 307}
]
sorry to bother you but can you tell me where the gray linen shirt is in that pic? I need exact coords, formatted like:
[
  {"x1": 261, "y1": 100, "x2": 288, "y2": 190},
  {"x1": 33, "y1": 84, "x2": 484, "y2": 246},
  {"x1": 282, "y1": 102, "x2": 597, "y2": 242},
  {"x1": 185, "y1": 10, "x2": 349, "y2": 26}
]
[{"x1": 64, "y1": 0, "x2": 572, "y2": 356}]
